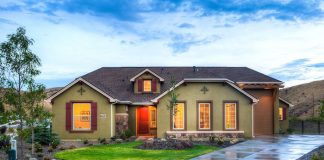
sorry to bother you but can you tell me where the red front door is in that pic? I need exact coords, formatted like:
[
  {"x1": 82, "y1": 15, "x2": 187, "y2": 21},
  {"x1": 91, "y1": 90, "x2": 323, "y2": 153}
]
[{"x1": 137, "y1": 107, "x2": 149, "y2": 135}]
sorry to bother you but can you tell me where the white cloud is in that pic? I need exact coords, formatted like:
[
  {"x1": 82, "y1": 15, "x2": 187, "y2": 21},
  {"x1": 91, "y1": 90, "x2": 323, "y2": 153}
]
[{"x1": 0, "y1": 7, "x2": 324, "y2": 88}]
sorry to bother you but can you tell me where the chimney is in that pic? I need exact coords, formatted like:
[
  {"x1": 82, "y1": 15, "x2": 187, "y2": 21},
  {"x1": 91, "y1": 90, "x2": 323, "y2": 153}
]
[{"x1": 193, "y1": 66, "x2": 198, "y2": 72}]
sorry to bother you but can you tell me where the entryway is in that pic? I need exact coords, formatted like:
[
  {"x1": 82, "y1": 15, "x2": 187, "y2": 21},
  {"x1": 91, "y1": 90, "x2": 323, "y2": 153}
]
[{"x1": 136, "y1": 106, "x2": 157, "y2": 137}]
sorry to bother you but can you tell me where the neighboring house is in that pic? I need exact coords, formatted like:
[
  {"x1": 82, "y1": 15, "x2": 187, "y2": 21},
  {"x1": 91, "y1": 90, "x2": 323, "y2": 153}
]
[
  {"x1": 279, "y1": 98, "x2": 293, "y2": 132},
  {"x1": 47, "y1": 67, "x2": 286, "y2": 140}
]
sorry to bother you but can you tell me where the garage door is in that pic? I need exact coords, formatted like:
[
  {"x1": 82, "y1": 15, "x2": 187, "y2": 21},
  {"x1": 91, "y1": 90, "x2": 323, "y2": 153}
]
[{"x1": 245, "y1": 89, "x2": 274, "y2": 135}]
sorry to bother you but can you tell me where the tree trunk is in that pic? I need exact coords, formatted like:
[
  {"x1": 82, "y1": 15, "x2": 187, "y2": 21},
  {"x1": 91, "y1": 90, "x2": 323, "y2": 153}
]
[
  {"x1": 31, "y1": 126, "x2": 34, "y2": 155},
  {"x1": 19, "y1": 119, "x2": 24, "y2": 159}
]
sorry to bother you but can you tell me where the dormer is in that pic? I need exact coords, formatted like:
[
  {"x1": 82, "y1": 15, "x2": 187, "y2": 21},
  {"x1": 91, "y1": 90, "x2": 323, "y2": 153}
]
[{"x1": 130, "y1": 69, "x2": 164, "y2": 94}]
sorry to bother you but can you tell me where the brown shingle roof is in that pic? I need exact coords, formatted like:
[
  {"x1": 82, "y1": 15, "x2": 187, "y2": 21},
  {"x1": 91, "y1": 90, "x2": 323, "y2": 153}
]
[{"x1": 81, "y1": 67, "x2": 281, "y2": 102}]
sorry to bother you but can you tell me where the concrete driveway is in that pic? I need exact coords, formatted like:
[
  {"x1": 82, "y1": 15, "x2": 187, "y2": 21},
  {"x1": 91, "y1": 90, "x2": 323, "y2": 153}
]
[{"x1": 193, "y1": 135, "x2": 324, "y2": 160}]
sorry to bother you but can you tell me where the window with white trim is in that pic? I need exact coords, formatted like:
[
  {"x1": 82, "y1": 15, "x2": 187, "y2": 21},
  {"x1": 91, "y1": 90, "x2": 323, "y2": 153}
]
[
  {"x1": 224, "y1": 102, "x2": 237, "y2": 130},
  {"x1": 73, "y1": 103, "x2": 91, "y2": 130},
  {"x1": 198, "y1": 103, "x2": 211, "y2": 129}
]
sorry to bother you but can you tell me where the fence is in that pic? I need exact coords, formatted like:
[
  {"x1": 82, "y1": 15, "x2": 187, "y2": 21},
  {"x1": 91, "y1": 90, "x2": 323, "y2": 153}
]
[{"x1": 289, "y1": 120, "x2": 324, "y2": 134}]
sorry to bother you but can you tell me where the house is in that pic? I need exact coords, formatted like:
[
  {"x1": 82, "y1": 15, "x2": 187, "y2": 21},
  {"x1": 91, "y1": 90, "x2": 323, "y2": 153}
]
[
  {"x1": 279, "y1": 98, "x2": 293, "y2": 132},
  {"x1": 47, "y1": 67, "x2": 286, "y2": 140}
]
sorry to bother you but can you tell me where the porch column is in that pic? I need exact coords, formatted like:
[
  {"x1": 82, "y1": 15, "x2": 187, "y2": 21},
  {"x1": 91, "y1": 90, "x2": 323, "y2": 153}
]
[{"x1": 115, "y1": 113, "x2": 129, "y2": 136}]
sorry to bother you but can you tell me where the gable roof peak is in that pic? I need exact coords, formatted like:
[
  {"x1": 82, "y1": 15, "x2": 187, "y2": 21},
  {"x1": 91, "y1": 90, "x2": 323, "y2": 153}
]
[{"x1": 130, "y1": 68, "x2": 165, "y2": 82}]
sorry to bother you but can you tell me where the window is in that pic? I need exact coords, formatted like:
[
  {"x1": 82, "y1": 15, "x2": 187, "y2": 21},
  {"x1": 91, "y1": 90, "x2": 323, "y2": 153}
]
[
  {"x1": 279, "y1": 107, "x2": 286, "y2": 120},
  {"x1": 150, "y1": 108, "x2": 157, "y2": 128},
  {"x1": 73, "y1": 103, "x2": 91, "y2": 130},
  {"x1": 173, "y1": 103, "x2": 185, "y2": 130},
  {"x1": 224, "y1": 102, "x2": 237, "y2": 130},
  {"x1": 143, "y1": 80, "x2": 152, "y2": 92},
  {"x1": 198, "y1": 103, "x2": 211, "y2": 129}
]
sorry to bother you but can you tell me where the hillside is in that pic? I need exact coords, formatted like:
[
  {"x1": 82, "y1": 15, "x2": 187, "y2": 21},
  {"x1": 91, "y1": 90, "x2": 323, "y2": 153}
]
[{"x1": 279, "y1": 80, "x2": 324, "y2": 119}]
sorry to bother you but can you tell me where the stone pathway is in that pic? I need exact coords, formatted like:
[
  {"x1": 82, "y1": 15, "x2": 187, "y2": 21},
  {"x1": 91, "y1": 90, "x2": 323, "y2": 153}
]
[{"x1": 192, "y1": 135, "x2": 324, "y2": 160}]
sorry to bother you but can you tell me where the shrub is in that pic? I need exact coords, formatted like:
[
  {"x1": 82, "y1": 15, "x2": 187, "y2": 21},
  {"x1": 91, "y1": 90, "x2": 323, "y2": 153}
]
[
  {"x1": 37, "y1": 153, "x2": 44, "y2": 158},
  {"x1": 83, "y1": 139, "x2": 89, "y2": 144},
  {"x1": 0, "y1": 126, "x2": 7, "y2": 134},
  {"x1": 59, "y1": 146, "x2": 65, "y2": 150},
  {"x1": 27, "y1": 125, "x2": 60, "y2": 145},
  {"x1": 50, "y1": 137, "x2": 60, "y2": 149},
  {"x1": 99, "y1": 138, "x2": 107, "y2": 144},
  {"x1": 287, "y1": 128, "x2": 294, "y2": 134},
  {"x1": 216, "y1": 136, "x2": 224, "y2": 146},
  {"x1": 110, "y1": 136, "x2": 116, "y2": 141},
  {"x1": 311, "y1": 153, "x2": 323, "y2": 160},
  {"x1": 0, "y1": 134, "x2": 10, "y2": 152},
  {"x1": 34, "y1": 142, "x2": 43, "y2": 153},
  {"x1": 47, "y1": 146, "x2": 53, "y2": 152},
  {"x1": 43, "y1": 156, "x2": 51, "y2": 160},
  {"x1": 209, "y1": 135, "x2": 216, "y2": 143},
  {"x1": 7, "y1": 127, "x2": 14, "y2": 133},
  {"x1": 124, "y1": 129, "x2": 133, "y2": 138},
  {"x1": 69, "y1": 145, "x2": 76, "y2": 149}
]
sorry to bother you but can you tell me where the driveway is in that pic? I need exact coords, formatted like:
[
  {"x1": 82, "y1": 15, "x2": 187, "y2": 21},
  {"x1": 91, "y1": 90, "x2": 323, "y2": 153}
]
[{"x1": 193, "y1": 135, "x2": 324, "y2": 160}]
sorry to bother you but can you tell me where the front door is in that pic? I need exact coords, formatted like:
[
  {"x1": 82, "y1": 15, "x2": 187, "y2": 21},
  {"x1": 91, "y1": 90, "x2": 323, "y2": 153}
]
[{"x1": 137, "y1": 107, "x2": 149, "y2": 135}]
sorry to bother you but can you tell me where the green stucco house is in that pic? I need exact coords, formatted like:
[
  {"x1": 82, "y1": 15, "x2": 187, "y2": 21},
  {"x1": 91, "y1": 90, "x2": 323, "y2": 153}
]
[{"x1": 47, "y1": 67, "x2": 290, "y2": 140}]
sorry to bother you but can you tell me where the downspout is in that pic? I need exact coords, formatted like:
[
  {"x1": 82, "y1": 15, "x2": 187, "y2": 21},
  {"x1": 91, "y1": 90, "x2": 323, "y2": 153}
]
[
  {"x1": 111, "y1": 100, "x2": 118, "y2": 137},
  {"x1": 252, "y1": 103, "x2": 255, "y2": 138}
]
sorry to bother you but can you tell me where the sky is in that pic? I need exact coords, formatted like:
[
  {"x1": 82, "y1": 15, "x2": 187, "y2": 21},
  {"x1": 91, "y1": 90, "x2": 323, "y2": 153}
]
[{"x1": 0, "y1": 0, "x2": 324, "y2": 88}]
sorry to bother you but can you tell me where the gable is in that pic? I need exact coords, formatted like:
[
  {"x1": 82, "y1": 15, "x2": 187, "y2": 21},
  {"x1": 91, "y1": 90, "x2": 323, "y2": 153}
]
[
  {"x1": 47, "y1": 78, "x2": 115, "y2": 103},
  {"x1": 130, "y1": 69, "x2": 164, "y2": 82}
]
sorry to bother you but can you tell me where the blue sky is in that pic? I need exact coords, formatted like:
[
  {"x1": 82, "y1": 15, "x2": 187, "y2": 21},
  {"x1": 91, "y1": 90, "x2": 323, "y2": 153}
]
[{"x1": 1, "y1": 0, "x2": 324, "y2": 88}]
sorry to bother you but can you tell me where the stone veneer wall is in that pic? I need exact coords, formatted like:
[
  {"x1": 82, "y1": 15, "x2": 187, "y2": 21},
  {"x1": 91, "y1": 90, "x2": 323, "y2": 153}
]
[
  {"x1": 115, "y1": 113, "x2": 129, "y2": 136},
  {"x1": 166, "y1": 132, "x2": 244, "y2": 140}
]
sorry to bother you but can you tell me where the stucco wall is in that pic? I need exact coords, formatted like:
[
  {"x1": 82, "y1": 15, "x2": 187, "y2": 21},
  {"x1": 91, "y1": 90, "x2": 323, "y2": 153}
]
[
  {"x1": 128, "y1": 106, "x2": 137, "y2": 135},
  {"x1": 279, "y1": 101, "x2": 289, "y2": 132},
  {"x1": 52, "y1": 83, "x2": 115, "y2": 140},
  {"x1": 156, "y1": 82, "x2": 253, "y2": 138}
]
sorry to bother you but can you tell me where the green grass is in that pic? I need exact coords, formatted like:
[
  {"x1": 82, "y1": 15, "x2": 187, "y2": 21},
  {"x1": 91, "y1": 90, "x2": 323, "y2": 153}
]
[{"x1": 54, "y1": 141, "x2": 219, "y2": 160}]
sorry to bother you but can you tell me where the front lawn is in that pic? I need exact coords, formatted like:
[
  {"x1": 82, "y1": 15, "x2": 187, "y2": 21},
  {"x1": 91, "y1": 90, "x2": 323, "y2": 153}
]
[{"x1": 55, "y1": 141, "x2": 219, "y2": 160}]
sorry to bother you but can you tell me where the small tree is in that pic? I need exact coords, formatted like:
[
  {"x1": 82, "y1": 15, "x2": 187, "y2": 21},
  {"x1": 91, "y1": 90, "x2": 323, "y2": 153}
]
[
  {"x1": 0, "y1": 27, "x2": 41, "y2": 158},
  {"x1": 166, "y1": 76, "x2": 179, "y2": 115},
  {"x1": 23, "y1": 83, "x2": 52, "y2": 155}
]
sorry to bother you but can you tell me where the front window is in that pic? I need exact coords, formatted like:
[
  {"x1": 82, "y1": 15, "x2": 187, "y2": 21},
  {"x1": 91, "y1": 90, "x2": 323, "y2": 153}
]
[
  {"x1": 198, "y1": 103, "x2": 211, "y2": 129},
  {"x1": 224, "y1": 102, "x2": 237, "y2": 130},
  {"x1": 173, "y1": 103, "x2": 185, "y2": 130},
  {"x1": 73, "y1": 103, "x2": 91, "y2": 130},
  {"x1": 143, "y1": 80, "x2": 152, "y2": 92},
  {"x1": 279, "y1": 107, "x2": 283, "y2": 120}
]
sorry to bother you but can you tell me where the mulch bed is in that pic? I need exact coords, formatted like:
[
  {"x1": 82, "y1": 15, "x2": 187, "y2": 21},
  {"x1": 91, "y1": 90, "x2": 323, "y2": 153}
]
[{"x1": 0, "y1": 139, "x2": 105, "y2": 160}]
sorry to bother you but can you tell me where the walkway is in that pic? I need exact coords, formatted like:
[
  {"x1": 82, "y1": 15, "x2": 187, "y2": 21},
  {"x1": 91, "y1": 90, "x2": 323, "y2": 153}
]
[{"x1": 193, "y1": 135, "x2": 324, "y2": 160}]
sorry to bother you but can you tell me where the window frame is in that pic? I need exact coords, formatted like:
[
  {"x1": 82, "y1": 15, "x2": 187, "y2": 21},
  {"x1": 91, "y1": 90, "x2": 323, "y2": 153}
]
[
  {"x1": 142, "y1": 79, "x2": 152, "y2": 93},
  {"x1": 223, "y1": 101, "x2": 239, "y2": 131},
  {"x1": 170, "y1": 101, "x2": 187, "y2": 131},
  {"x1": 72, "y1": 102, "x2": 92, "y2": 131},
  {"x1": 197, "y1": 101, "x2": 213, "y2": 131}
]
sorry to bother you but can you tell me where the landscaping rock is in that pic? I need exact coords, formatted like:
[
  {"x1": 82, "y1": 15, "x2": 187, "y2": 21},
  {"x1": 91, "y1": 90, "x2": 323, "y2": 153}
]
[{"x1": 116, "y1": 138, "x2": 123, "y2": 143}]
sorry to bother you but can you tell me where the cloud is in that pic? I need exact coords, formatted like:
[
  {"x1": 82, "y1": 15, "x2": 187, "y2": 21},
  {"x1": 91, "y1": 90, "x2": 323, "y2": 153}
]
[
  {"x1": 1, "y1": 0, "x2": 324, "y2": 88},
  {"x1": 178, "y1": 23, "x2": 194, "y2": 28}
]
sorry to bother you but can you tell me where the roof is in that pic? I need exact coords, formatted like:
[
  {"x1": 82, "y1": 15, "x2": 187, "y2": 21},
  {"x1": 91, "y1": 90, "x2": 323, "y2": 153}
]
[
  {"x1": 279, "y1": 98, "x2": 294, "y2": 107},
  {"x1": 78, "y1": 67, "x2": 281, "y2": 103}
]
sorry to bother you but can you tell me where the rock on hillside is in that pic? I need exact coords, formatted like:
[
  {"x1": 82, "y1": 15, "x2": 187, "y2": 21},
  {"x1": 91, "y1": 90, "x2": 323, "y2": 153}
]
[{"x1": 279, "y1": 80, "x2": 324, "y2": 119}]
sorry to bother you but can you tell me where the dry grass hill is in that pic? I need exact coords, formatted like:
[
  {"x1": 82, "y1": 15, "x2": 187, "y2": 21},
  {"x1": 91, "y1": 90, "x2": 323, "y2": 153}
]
[{"x1": 279, "y1": 80, "x2": 324, "y2": 119}]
